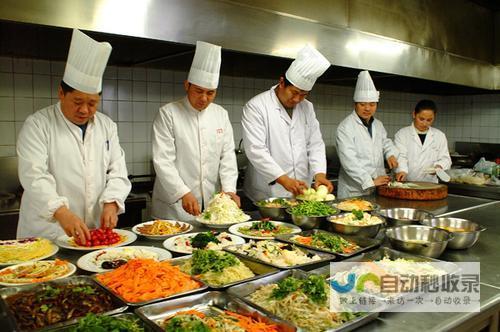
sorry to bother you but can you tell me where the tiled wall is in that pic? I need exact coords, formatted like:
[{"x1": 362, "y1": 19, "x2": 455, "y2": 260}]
[{"x1": 1, "y1": 56, "x2": 499, "y2": 175}]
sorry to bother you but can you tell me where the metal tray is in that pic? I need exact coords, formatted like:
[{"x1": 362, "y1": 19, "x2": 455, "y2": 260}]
[
  {"x1": 0, "y1": 275, "x2": 128, "y2": 332},
  {"x1": 135, "y1": 291, "x2": 296, "y2": 332},
  {"x1": 49, "y1": 313, "x2": 153, "y2": 331},
  {"x1": 92, "y1": 271, "x2": 208, "y2": 307},
  {"x1": 275, "y1": 229, "x2": 381, "y2": 258},
  {"x1": 227, "y1": 269, "x2": 380, "y2": 332},
  {"x1": 169, "y1": 255, "x2": 279, "y2": 289},
  {"x1": 223, "y1": 240, "x2": 335, "y2": 270}
]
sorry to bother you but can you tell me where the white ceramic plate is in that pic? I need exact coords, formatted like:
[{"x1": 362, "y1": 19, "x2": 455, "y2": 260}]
[
  {"x1": 132, "y1": 220, "x2": 193, "y2": 240},
  {"x1": 228, "y1": 221, "x2": 301, "y2": 240},
  {"x1": 0, "y1": 240, "x2": 59, "y2": 267},
  {"x1": 0, "y1": 260, "x2": 76, "y2": 286},
  {"x1": 195, "y1": 214, "x2": 251, "y2": 229},
  {"x1": 163, "y1": 232, "x2": 246, "y2": 254},
  {"x1": 55, "y1": 229, "x2": 137, "y2": 251},
  {"x1": 77, "y1": 245, "x2": 172, "y2": 273}
]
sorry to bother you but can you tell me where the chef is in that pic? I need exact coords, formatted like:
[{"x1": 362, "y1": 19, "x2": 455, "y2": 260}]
[
  {"x1": 336, "y1": 70, "x2": 399, "y2": 199},
  {"x1": 151, "y1": 41, "x2": 239, "y2": 222},
  {"x1": 242, "y1": 44, "x2": 333, "y2": 201},
  {"x1": 394, "y1": 99, "x2": 451, "y2": 182},
  {"x1": 16, "y1": 29, "x2": 131, "y2": 243}
]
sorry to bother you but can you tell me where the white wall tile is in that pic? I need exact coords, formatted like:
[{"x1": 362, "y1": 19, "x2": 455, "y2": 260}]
[
  {"x1": 132, "y1": 101, "x2": 147, "y2": 121},
  {"x1": 14, "y1": 74, "x2": 33, "y2": 97},
  {"x1": 160, "y1": 83, "x2": 173, "y2": 103},
  {"x1": 117, "y1": 101, "x2": 133, "y2": 121},
  {"x1": 13, "y1": 58, "x2": 32, "y2": 74},
  {"x1": 147, "y1": 102, "x2": 160, "y2": 122},
  {"x1": 51, "y1": 76, "x2": 61, "y2": 98},
  {"x1": 0, "y1": 122, "x2": 16, "y2": 145},
  {"x1": 33, "y1": 74, "x2": 51, "y2": 98},
  {"x1": 0, "y1": 145, "x2": 16, "y2": 157},
  {"x1": 133, "y1": 142, "x2": 150, "y2": 162},
  {"x1": 33, "y1": 60, "x2": 51, "y2": 74},
  {"x1": 121, "y1": 142, "x2": 133, "y2": 163},
  {"x1": 103, "y1": 79, "x2": 118, "y2": 100},
  {"x1": 147, "y1": 82, "x2": 161, "y2": 102},
  {"x1": 133, "y1": 81, "x2": 147, "y2": 101},
  {"x1": 0, "y1": 73, "x2": 14, "y2": 96},
  {"x1": 0, "y1": 97, "x2": 14, "y2": 121},
  {"x1": 133, "y1": 122, "x2": 150, "y2": 142},
  {"x1": 117, "y1": 67, "x2": 132, "y2": 80},
  {"x1": 104, "y1": 66, "x2": 118, "y2": 79},
  {"x1": 133, "y1": 162, "x2": 150, "y2": 175},
  {"x1": 117, "y1": 80, "x2": 132, "y2": 101},
  {"x1": 102, "y1": 100, "x2": 118, "y2": 121},
  {"x1": 33, "y1": 98, "x2": 52, "y2": 112},
  {"x1": 133, "y1": 67, "x2": 147, "y2": 81},
  {"x1": 50, "y1": 61, "x2": 64, "y2": 76},
  {"x1": 0, "y1": 57, "x2": 12, "y2": 73},
  {"x1": 118, "y1": 123, "x2": 134, "y2": 143},
  {"x1": 14, "y1": 98, "x2": 33, "y2": 121},
  {"x1": 147, "y1": 68, "x2": 161, "y2": 82},
  {"x1": 161, "y1": 70, "x2": 173, "y2": 82}
]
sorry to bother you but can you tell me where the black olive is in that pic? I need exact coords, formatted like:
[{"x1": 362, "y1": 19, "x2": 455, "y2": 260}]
[
  {"x1": 101, "y1": 259, "x2": 127, "y2": 269},
  {"x1": 282, "y1": 244, "x2": 294, "y2": 251}
]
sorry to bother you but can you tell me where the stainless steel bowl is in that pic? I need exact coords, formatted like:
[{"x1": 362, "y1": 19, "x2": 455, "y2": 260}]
[
  {"x1": 325, "y1": 213, "x2": 385, "y2": 238},
  {"x1": 376, "y1": 208, "x2": 433, "y2": 227},
  {"x1": 254, "y1": 197, "x2": 296, "y2": 221},
  {"x1": 289, "y1": 214, "x2": 327, "y2": 230},
  {"x1": 385, "y1": 225, "x2": 453, "y2": 258},
  {"x1": 420, "y1": 217, "x2": 486, "y2": 249}
]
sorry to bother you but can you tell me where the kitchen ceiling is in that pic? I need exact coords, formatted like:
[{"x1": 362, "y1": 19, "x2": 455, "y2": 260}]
[{"x1": 0, "y1": 19, "x2": 497, "y2": 96}]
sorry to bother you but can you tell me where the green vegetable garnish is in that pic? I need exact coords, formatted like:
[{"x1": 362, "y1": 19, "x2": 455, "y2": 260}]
[
  {"x1": 290, "y1": 201, "x2": 336, "y2": 216},
  {"x1": 250, "y1": 220, "x2": 277, "y2": 231},
  {"x1": 191, "y1": 232, "x2": 220, "y2": 249},
  {"x1": 70, "y1": 313, "x2": 144, "y2": 332},
  {"x1": 72, "y1": 286, "x2": 96, "y2": 295},
  {"x1": 352, "y1": 209, "x2": 364, "y2": 220},
  {"x1": 164, "y1": 315, "x2": 210, "y2": 332},
  {"x1": 271, "y1": 275, "x2": 328, "y2": 304},
  {"x1": 311, "y1": 232, "x2": 356, "y2": 253},
  {"x1": 190, "y1": 249, "x2": 238, "y2": 274}
]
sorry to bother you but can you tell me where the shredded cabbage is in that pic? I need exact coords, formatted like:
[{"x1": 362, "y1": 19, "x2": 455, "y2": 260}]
[{"x1": 198, "y1": 193, "x2": 250, "y2": 225}]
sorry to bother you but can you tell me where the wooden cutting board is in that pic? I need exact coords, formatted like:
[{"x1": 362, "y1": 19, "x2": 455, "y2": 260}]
[{"x1": 377, "y1": 181, "x2": 448, "y2": 200}]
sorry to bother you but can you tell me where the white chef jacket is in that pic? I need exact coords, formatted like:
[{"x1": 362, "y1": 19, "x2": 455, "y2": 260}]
[
  {"x1": 16, "y1": 103, "x2": 131, "y2": 240},
  {"x1": 395, "y1": 124, "x2": 451, "y2": 183},
  {"x1": 151, "y1": 97, "x2": 237, "y2": 222},
  {"x1": 242, "y1": 86, "x2": 326, "y2": 201},
  {"x1": 336, "y1": 110, "x2": 398, "y2": 199}
]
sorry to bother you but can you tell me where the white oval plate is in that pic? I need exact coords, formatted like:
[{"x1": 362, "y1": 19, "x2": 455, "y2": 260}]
[
  {"x1": 163, "y1": 232, "x2": 245, "y2": 254},
  {"x1": 195, "y1": 214, "x2": 251, "y2": 229},
  {"x1": 132, "y1": 220, "x2": 193, "y2": 240},
  {"x1": 77, "y1": 245, "x2": 172, "y2": 273},
  {"x1": 0, "y1": 240, "x2": 59, "y2": 267},
  {"x1": 0, "y1": 260, "x2": 76, "y2": 286},
  {"x1": 228, "y1": 221, "x2": 301, "y2": 240},
  {"x1": 55, "y1": 229, "x2": 137, "y2": 251}
]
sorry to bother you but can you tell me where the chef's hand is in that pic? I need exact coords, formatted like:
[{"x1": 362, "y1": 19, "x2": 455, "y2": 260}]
[
  {"x1": 396, "y1": 172, "x2": 407, "y2": 182},
  {"x1": 182, "y1": 192, "x2": 201, "y2": 216},
  {"x1": 54, "y1": 206, "x2": 91, "y2": 244},
  {"x1": 276, "y1": 175, "x2": 307, "y2": 196},
  {"x1": 373, "y1": 175, "x2": 391, "y2": 187},
  {"x1": 100, "y1": 202, "x2": 119, "y2": 229},
  {"x1": 387, "y1": 155, "x2": 398, "y2": 169},
  {"x1": 313, "y1": 173, "x2": 334, "y2": 193},
  {"x1": 225, "y1": 192, "x2": 241, "y2": 207}
]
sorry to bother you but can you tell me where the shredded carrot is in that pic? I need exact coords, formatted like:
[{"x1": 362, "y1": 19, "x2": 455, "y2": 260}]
[
  {"x1": 297, "y1": 236, "x2": 313, "y2": 245},
  {"x1": 96, "y1": 259, "x2": 201, "y2": 303},
  {"x1": 174, "y1": 309, "x2": 206, "y2": 319},
  {"x1": 224, "y1": 310, "x2": 280, "y2": 332}
]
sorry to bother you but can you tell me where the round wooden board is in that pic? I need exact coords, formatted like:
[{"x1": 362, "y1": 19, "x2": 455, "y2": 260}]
[{"x1": 377, "y1": 182, "x2": 448, "y2": 200}]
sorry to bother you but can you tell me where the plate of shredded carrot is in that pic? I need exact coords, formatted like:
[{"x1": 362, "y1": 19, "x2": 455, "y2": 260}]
[{"x1": 95, "y1": 258, "x2": 206, "y2": 305}]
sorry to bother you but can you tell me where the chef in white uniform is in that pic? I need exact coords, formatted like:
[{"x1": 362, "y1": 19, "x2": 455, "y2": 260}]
[
  {"x1": 395, "y1": 99, "x2": 451, "y2": 182},
  {"x1": 242, "y1": 45, "x2": 333, "y2": 201},
  {"x1": 152, "y1": 41, "x2": 239, "y2": 222},
  {"x1": 336, "y1": 71, "x2": 399, "y2": 199},
  {"x1": 16, "y1": 29, "x2": 131, "y2": 243}
]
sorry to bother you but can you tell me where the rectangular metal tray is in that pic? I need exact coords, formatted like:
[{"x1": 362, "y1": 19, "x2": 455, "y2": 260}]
[
  {"x1": 135, "y1": 291, "x2": 296, "y2": 332},
  {"x1": 169, "y1": 255, "x2": 279, "y2": 289},
  {"x1": 0, "y1": 275, "x2": 128, "y2": 332},
  {"x1": 223, "y1": 240, "x2": 335, "y2": 270},
  {"x1": 92, "y1": 270, "x2": 208, "y2": 307},
  {"x1": 275, "y1": 229, "x2": 381, "y2": 258},
  {"x1": 49, "y1": 313, "x2": 153, "y2": 332},
  {"x1": 227, "y1": 269, "x2": 380, "y2": 332}
]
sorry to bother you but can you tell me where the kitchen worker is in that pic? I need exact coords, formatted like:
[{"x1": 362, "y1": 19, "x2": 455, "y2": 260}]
[
  {"x1": 16, "y1": 29, "x2": 131, "y2": 243},
  {"x1": 336, "y1": 70, "x2": 399, "y2": 199},
  {"x1": 152, "y1": 41, "x2": 239, "y2": 222},
  {"x1": 242, "y1": 44, "x2": 333, "y2": 201},
  {"x1": 394, "y1": 99, "x2": 451, "y2": 182}
]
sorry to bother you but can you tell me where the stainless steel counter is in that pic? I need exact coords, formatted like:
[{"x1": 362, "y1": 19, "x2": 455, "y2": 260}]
[{"x1": 3, "y1": 195, "x2": 500, "y2": 331}]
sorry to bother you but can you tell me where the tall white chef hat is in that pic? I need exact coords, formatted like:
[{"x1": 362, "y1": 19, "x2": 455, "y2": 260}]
[
  {"x1": 353, "y1": 70, "x2": 380, "y2": 102},
  {"x1": 285, "y1": 44, "x2": 330, "y2": 91},
  {"x1": 187, "y1": 41, "x2": 221, "y2": 90},
  {"x1": 62, "y1": 29, "x2": 112, "y2": 94}
]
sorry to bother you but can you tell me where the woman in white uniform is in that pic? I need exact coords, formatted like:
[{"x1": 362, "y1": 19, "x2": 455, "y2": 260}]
[
  {"x1": 395, "y1": 100, "x2": 451, "y2": 183},
  {"x1": 152, "y1": 41, "x2": 239, "y2": 222},
  {"x1": 336, "y1": 71, "x2": 399, "y2": 199}
]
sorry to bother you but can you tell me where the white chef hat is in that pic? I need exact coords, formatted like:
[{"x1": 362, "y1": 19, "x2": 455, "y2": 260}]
[
  {"x1": 187, "y1": 41, "x2": 221, "y2": 90},
  {"x1": 62, "y1": 29, "x2": 112, "y2": 94},
  {"x1": 285, "y1": 45, "x2": 330, "y2": 91},
  {"x1": 353, "y1": 70, "x2": 380, "y2": 102}
]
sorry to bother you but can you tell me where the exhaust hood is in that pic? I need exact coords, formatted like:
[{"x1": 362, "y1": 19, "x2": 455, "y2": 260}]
[{"x1": 0, "y1": 0, "x2": 499, "y2": 94}]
